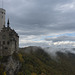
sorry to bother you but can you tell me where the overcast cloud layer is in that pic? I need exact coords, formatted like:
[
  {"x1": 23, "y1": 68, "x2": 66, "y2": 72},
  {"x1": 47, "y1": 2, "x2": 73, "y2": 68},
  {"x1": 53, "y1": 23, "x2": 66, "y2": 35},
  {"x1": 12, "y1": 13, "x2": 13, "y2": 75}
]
[{"x1": 1, "y1": 0, "x2": 75, "y2": 47}]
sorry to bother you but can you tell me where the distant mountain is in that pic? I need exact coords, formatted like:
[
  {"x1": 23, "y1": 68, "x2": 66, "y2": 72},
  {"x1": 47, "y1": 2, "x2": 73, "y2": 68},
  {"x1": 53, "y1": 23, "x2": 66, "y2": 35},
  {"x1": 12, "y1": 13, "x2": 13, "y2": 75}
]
[{"x1": 19, "y1": 46, "x2": 75, "y2": 75}]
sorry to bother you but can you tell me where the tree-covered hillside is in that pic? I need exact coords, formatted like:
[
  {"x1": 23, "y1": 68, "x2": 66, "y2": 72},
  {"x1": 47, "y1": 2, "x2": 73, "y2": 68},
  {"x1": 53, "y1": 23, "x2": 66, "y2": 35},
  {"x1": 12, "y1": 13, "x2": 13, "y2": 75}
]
[{"x1": 18, "y1": 46, "x2": 75, "y2": 75}]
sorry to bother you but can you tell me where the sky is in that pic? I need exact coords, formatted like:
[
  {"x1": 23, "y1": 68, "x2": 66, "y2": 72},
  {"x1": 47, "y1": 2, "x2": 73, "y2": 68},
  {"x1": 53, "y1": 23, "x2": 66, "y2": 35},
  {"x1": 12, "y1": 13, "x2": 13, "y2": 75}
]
[{"x1": 1, "y1": 0, "x2": 75, "y2": 47}]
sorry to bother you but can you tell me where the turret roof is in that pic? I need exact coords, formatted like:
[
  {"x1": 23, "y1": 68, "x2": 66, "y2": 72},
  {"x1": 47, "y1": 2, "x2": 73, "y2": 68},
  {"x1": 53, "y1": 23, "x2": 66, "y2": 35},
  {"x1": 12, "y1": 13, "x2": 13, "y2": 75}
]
[{"x1": 0, "y1": 25, "x2": 19, "y2": 37}]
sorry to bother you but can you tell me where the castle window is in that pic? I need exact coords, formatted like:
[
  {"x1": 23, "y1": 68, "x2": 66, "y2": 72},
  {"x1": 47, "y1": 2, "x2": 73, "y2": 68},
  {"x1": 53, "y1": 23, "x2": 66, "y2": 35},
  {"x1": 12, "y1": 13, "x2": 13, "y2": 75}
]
[
  {"x1": 0, "y1": 41, "x2": 1, "y2": 45},
  {"x1": 2, "y1": 12, "x2": 3, "y2": 14},
  {"x1": 5, "y1": 47, "x2": 8, "y2": 49},
  {"x1": 7, "y1": 41, "x2": 10, "y2": 45},
  {"x1": 3, "y1": 41, "x2": 5, "y2": 45},
  {"x1": 2, "y1": 16, "x2": 3, "y2": 18}
]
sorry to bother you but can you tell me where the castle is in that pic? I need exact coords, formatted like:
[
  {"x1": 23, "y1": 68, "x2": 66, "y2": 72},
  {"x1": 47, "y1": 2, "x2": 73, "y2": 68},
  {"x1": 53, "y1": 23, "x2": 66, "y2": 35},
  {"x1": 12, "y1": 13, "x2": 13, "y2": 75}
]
[{"x1": 0, "y1": 8, "x2": 19, "y2": 56}]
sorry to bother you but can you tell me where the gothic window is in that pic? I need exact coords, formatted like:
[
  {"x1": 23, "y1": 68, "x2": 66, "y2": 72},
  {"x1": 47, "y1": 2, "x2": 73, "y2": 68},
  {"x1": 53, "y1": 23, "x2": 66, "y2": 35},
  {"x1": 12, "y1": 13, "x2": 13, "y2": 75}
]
[
  {"x1": 3, "y1": 41, "x2": 5, "y2": 45},
  {"x1": 2, "y1": 16, "x2": 3, "y2": 18},
  {"x1": 0, "y1": 41, "x2": 1, "y2": 45},
  {"x1": 2, "y1": 12, "x2": 3, "y2": 14},
  {"x1": 7, "y1": 41, "x2": 10, "y2": 45},
  {"x1": 5, "y1": 47, "x2": 8, "y2": 49}
]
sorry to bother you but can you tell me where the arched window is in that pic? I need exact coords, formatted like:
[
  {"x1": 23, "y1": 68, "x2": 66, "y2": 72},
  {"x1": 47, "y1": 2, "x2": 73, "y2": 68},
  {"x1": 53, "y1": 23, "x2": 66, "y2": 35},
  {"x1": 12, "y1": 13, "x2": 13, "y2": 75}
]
[
  {"x1": 5, "y1": 47, "x2": 8, "y2": 49},
  {"x1": 3, "y1": 41, "x2": 5, "y2": 45},
  {"x1": 0, "y1": 41, "x2": 1, "y2": 45},
  {"x1": 7, "y1": 41, "x2": 10, "y2": 45}
]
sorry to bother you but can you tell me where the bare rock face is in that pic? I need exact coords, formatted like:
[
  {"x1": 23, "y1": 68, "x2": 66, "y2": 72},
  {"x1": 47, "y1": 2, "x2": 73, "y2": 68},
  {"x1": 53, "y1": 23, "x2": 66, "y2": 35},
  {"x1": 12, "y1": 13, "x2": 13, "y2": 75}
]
[
  {"x1": 6, "y1": 56, "x2": 20, "y2": 75},
  {"x1": 0, "y1": 55, "x2": 21, "y2": 75}
]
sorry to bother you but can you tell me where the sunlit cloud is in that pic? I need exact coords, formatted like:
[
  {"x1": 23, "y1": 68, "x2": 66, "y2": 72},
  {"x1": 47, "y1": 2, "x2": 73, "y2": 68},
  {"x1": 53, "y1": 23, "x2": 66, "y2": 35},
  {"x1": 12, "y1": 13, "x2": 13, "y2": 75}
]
[{"x1": 55, "y1": 2, "x2": 75, "y2": 12}]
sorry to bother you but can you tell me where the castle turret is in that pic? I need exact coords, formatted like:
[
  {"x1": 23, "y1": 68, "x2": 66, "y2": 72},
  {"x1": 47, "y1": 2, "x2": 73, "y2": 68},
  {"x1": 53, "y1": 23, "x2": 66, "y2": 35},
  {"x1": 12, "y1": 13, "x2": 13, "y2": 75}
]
[{"x1": 0, "y1": 8, "x2": 5, "y2": 31}]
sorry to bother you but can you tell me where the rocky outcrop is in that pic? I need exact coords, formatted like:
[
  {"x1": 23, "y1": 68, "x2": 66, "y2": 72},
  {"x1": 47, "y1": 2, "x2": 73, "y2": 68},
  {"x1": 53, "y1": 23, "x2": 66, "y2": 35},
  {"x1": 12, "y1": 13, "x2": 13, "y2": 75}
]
[{"x1": 0, "y1": 54, "x2": 21, "y2": 75}]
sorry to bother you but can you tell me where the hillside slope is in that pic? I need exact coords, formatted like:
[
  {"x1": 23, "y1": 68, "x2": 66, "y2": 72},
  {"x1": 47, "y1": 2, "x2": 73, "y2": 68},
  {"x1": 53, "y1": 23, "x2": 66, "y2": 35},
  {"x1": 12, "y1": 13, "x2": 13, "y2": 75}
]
[{"x1": 19, "y1": 46, "x2": 75, "y2": 75}]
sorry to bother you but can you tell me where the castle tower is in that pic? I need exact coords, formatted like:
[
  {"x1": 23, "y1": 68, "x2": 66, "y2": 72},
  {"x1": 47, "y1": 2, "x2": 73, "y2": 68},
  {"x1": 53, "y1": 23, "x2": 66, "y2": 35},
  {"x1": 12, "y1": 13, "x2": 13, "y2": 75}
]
[{"x1": 0, "y1": 8, "x2": 6, "y2": 31}]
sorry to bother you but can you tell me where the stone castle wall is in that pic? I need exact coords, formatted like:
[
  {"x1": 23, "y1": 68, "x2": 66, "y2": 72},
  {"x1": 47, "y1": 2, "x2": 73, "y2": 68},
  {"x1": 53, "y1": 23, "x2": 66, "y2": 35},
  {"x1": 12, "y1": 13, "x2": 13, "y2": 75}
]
[{"x1": 0, "y1": 27, "x2": 19, "y2": 56}]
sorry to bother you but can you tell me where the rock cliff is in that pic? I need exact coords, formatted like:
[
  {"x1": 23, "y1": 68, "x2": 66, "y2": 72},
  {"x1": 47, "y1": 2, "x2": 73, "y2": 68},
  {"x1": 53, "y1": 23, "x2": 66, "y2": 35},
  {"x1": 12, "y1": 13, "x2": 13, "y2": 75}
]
[{"x1": 0, "y1": 53, "x2": 22, "y2": 75}]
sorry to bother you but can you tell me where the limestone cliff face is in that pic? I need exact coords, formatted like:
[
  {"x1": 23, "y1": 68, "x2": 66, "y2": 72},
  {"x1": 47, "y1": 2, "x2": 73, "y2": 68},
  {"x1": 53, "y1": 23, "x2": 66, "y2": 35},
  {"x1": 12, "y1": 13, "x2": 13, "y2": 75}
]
[{"x1": 0, "y1": 54, "x2": 22, "y2": 75}]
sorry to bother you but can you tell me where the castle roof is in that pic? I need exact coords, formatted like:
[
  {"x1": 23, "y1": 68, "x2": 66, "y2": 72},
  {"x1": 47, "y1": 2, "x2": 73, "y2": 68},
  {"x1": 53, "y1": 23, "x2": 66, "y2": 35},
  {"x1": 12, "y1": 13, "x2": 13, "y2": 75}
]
[
  {"x1": 0, "y1": 19, "x2": 19, "y2": 38},
  {"x1": 0, "y1": 26, "x2": 19, "y2": 38}
]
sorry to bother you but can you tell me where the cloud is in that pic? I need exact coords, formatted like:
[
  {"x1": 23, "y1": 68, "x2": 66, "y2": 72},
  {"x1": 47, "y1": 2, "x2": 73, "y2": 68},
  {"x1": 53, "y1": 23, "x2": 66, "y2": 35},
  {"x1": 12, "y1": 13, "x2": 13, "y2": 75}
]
[
  {"x1": 1, "y1": 0, "x2": 75, "y2": 47},
  {"x1": 19, "y1": 34, "x2": 75, "y2": 48},
  {"x1": 55, "y1": 2, "x2": 75, "y2": 12},
  {"x1": 44, "y1": 46, "x2": 75, "y2": 58},
  {"x1": 19, "y1": 39, "x2": 50, "y2": 47},
  {"x1": 45, "y1": 36, "x2": 75, "y2": 42},
  {"x1": 4, "y1": 0, "x2": 75, "y2": 33}
]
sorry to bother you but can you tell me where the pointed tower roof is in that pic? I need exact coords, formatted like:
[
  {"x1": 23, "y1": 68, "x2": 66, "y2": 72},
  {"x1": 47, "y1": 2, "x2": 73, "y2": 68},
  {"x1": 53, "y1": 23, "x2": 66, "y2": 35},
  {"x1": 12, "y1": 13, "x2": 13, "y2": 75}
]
[{"x1": 7, "y1": 18, "x2": 10, "y2": 27}]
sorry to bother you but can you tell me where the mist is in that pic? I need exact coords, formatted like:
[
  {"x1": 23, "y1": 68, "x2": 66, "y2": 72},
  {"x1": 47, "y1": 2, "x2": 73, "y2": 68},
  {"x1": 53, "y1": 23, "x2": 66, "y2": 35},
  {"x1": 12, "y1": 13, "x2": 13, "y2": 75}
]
[{"x1": 43, "y1": 46, "x2": 75, "y2": 57}]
